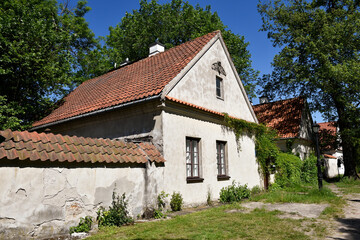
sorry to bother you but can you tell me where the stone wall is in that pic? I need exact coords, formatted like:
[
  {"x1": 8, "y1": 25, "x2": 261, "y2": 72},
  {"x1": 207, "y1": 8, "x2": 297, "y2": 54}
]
[{"x1": 0, "y1": 160, "x2": 164, "y2": 239}]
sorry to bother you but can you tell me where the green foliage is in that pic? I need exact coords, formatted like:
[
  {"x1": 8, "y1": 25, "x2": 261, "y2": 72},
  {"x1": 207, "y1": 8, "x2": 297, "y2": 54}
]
[
  {"x1": 206, "y1": 190, "x2": 212, "y2": 206},
  {"x1": 69, "y1": 216, "x2": 93, "y2": 234},
  {"x1": 154, "y1": 209, "x2": 165, "y2": 219},
  {"x1": 301, "y1": 155, "x2": 318, "y2": 184},
  {"x1": 97, "y1": 192, "x2": 133, "y2": 227},
  {"x1": 170, "y1": 192, "x2": 183, "y2": 211},
  {"x1": 257, "y1": 0, "x2": 360, "y2": 177},
  {"x1": 274, "y1": 153, "x2": 302, "y2": 188},
  {"x1": 219, "y1": 181, "x2": 250, "y2": 203},
  {"x1": 0, "y1": 0, "x2": 97, "y2": 128},
  {"x1": 157, "y1": 191, "x2": 169, "y2": 209},
  {"x1": 224, "y1": 114, "x2": 279, "y2": 176},
  {"x1": 0, "y1": 96, "x2": 23, "y2": 130},
  {"x1": 89, "y1": 0, "x2": 258, "y2": 98},
  {"x1": 250, "y1": 185, "x2": 262, "y2": 196}
]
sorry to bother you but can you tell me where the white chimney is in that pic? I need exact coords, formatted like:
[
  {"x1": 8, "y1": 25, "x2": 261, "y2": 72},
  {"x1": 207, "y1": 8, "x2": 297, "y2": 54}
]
[
  {"x1": 149, "y1": 40, "x2": 165, "y2": 56},
  {"x1": 259, "y1": 95, "x2": 269, "y2": 104}
]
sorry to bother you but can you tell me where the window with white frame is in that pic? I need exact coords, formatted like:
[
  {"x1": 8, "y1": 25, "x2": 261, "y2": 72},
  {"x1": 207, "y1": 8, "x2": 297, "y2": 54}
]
[{"x1": 216, "y1": 141, "x2": 226, "y2": 176}]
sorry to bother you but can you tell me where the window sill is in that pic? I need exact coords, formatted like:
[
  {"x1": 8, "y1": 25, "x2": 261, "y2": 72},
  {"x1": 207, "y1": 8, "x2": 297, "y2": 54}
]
[
  {"x1": 216, "y1": 96, "x2": 224, "y2": 101},
  {"x1": 186, "y1": 177, "x2": 204, "y2": 183},
  {"x1": 217, "y1": 175, "x2": 231, "y2": 181}
]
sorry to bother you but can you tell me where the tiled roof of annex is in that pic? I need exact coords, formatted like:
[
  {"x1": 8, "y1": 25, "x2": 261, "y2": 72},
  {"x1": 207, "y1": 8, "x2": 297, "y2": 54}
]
[
  {"x1": 33, "y1": 31, "x2": 220, "y2": 128},
  {"x1": 0, "y1": 129, "x2": 165, "y2": 164},
  {"x1": 252, "y1": 97, "x2": 305, "y2": 138},
  {"x1": 319, "y1": 122, "x2": 337, "y2": 134}
]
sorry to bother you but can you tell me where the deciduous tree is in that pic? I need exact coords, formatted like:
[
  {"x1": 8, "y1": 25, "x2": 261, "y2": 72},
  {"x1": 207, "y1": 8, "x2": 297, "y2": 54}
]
[
  {"x1": 258, "y1": 0, "x2": 360, "y2": 177},
  {"x1": 0, "y1": 0, "x2": 97, "y2": 129}
]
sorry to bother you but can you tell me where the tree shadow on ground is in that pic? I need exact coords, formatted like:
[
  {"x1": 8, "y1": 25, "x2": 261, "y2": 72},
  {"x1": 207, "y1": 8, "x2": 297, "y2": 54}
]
[{"x1": 330, "y1": 218, "x2": 360, "y2": 240}]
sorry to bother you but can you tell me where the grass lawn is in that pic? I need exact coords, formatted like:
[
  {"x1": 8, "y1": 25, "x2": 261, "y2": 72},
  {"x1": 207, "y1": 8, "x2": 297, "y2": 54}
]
[
  {"x1": 87, "y1": 204, "x2": 312, "y2": 240},
  {"x1": 86, "y1": 181, "x2": 358, "y2": 240},
  {"x1": 335, "y1": 177, "x2": 360, "y2": 194}
]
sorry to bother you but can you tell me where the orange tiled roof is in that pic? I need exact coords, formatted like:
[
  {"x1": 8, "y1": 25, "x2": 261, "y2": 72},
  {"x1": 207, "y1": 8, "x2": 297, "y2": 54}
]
[
  {"x1": 33, "y1": 31, "x2": 220, "y2": 128},
  {"x1": 0, "y1": 129, "x2": 165, "y2": 164},
  {"x1": 252, "y1": 97, "x2": 305, "y2": 138},
  {"x1": 324, "y1": 154, "x2": 337, "y2": 159},
  {"x1": 319, "y1": 122, "x2": 336, "y2": 134}
]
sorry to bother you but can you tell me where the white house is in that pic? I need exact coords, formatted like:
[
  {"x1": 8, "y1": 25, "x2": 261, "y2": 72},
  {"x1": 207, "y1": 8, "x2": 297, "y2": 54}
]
[{"x1": 0, "y1": 31, "x2": 261, "y2": 239}]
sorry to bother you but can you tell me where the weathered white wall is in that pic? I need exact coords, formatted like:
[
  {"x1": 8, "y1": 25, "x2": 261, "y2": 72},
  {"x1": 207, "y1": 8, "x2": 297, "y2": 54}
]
[
  {"x1": 167, "y1": 39, "x2": 256, "y2": 122},
  {"x1": 0, "y1": 162, "x2": 164, "y2": 239},
  {"x1": 162, "y1": 111, "x2": 261, "y2": 206}
]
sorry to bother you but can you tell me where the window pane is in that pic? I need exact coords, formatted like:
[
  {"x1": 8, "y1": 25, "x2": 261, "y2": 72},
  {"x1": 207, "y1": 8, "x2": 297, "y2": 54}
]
[
  {"x1": 193, "y1": 164, "x2": 198, "y2": 177},
  {"x1": 187, "y1": 164, "x2": 191, "y2": 177},
  {"x1": 193, "y1": 152, "x2": 198, "y2": 164}
]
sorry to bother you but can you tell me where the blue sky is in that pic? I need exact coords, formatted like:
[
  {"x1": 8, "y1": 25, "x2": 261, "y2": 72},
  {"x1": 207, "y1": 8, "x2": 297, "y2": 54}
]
[{"x1": 83, "y1": 0, "x2": 324, "y2": 122}]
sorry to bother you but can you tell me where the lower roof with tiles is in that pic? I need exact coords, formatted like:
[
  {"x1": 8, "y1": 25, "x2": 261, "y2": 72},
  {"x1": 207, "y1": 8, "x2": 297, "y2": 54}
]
[
  {"x1": 0, "y1": 129, "x2": 165, "y2": 164},
  {"x1": 252, "y1": 97, "x2": 306, "y2": 139},
  {"x1": 33, "y1": 31, "x2": 220, "y2": 128}
]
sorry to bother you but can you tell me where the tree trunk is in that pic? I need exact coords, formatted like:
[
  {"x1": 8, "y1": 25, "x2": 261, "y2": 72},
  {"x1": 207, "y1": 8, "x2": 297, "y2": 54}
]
[{"x1": 335, "y1": 101, "x2": 359, "y2": 178}]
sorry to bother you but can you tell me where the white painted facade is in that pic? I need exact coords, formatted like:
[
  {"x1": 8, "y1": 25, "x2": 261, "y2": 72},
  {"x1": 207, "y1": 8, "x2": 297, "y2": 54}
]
[{"x1": 0, "y1": 32, "x2": 261, "y2": 239}]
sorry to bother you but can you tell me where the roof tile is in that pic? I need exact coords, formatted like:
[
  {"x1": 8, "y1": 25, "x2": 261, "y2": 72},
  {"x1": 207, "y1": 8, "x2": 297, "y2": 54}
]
[
  {"x1": 33, "y1": 31, "x2": 219, "y2": 128},
  {"x1": 252, "y1": 97, "x2": 305, "y2": 138},
  {"x1": 0, "y1": 129, "x2": 164, "y2": 164}
]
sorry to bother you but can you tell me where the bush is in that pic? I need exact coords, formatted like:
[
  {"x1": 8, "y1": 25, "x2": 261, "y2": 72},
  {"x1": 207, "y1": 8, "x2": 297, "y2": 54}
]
[
  {"x1": 69, "y1": 216, "x2": 93, "y2": 234},
  {"x1": 219, "y1": 181, "x2": 250, "y2": 203},
  {"x1": 97, "y1": 192, "x2": 133, "y2": 227},
  {"x1": 301, "y1": 154, "x2": 317, "y2": 183},
  {"x1": 274, "y1": 153, "x2": 302, "y2": 187},
  {"x1": 250, "y1": 185, "x2": 261, "y2": 196},
  {"x1": 170, "y1": 192, "x2": 183, "y2": 211},
  {"x1": 157, "y1": 191, "x2": 169, "y2": 209}
]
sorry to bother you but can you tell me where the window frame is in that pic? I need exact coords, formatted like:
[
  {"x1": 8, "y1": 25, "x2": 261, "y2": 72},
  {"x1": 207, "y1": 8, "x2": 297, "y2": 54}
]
[
  {"x1": 216, "y1": 76, "x2": 224, "y2": 99},
  {"x1": 216, "y1": 141, "x2": 230, "y2": 181},
  {"x1": 186, "y1": 137, "x2": 204, "y2": 183}
]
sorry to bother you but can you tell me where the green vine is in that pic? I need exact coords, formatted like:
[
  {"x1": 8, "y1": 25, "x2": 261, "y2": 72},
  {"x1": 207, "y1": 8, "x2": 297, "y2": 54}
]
[{"x1": 223, "y1": 114, "x2": 279, "y2": 176}]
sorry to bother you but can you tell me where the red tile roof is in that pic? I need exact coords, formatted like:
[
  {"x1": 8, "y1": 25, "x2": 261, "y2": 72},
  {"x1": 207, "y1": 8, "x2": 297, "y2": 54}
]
[
  {"x1": 252, "y1": 97, "x2": 305, "y2": 138},
  {"x1": 33, "y1": 31, "x2": 220, "y2": 128},
  {"x1": 0, "y1": 129, "x2": 165, "y2": 164},
  {"x1": 324, "y1": 154, "x2": 337, "y2": 159},
  {"x1": 319, "y1": 122, "x2": 337, "y2": 134}
]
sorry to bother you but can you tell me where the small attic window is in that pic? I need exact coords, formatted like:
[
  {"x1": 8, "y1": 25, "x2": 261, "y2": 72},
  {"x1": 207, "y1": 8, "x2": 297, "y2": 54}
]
[{"x1": 216, "y1": 76, "x2": 223, "y2": 99}]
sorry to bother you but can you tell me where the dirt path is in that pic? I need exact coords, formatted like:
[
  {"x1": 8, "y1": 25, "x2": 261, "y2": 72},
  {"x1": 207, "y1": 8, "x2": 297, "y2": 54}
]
[{"x1": 325, "y1": 185, "x2": 360, "y2": 240}]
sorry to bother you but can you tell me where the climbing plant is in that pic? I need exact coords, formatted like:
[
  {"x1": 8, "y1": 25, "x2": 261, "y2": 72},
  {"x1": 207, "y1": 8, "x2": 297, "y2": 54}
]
[{"x1": 223, "y1": 114, "x2": 279, "y2": 176}]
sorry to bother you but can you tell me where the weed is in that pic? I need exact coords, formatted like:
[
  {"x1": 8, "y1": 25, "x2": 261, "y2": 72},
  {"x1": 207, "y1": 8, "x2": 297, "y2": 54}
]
[
  {"x1": 170, "y1": 192, "x2": 183, "y2": 211},
  {"x1": 69, "y1": 216, "x2": 93, "y2": 234},
  {"x1": 97, "y1": 192, "x2": 133, "y2": 227},
  {"x1": 219, "y1": 181, "x2": 250, "y2": 203}
]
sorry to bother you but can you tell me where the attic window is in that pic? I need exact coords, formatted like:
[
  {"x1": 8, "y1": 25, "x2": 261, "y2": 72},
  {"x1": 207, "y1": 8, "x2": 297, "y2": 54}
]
[{"x1": 216, "y1": 76, "x2": 223, "y2": 99}]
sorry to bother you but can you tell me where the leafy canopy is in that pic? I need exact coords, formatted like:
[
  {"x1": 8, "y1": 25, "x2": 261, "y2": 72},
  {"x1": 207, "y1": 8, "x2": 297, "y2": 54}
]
[
  {"x1": 86, "y1": 0, "x2": 258, "y2": 98},
  {"x1": 258, "y1": 0, "x2": 360, "y2": 177},
  {"x1": 0, "y1": 0, "x2": 97, "y2": 129}
]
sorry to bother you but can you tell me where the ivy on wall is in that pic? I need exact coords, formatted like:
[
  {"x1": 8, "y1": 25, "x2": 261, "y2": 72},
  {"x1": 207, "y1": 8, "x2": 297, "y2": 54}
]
[{"x1": 223, "y1": 114, "x2": 279, "y2": 176}]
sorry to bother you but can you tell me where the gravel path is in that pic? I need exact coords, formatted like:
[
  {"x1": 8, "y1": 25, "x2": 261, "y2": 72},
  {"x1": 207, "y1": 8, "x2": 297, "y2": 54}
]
[{"x1": 325, "y1": 185, "x2": 360, "y2": 240}]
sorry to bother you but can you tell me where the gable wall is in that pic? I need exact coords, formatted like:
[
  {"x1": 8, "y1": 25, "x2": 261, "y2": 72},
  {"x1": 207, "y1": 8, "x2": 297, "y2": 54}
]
[
  {"x1": 161, "y1": 110, "x2": 261, "y2": 205},
  {"x1": 167, "y1": 39, "x2": 255, "y2": 122}
]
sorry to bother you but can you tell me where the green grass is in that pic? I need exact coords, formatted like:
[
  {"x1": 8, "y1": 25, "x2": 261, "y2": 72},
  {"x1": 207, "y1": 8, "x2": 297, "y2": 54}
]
[
  {"x1": 250, "y1": 184, "x2": 343, "y2": 205},
  {"x1": 335, "y1": 177, "x2": 360, "y2": 194},
  {"x1": 87, "y1": 204, "x2": 312, "y2": 240}
]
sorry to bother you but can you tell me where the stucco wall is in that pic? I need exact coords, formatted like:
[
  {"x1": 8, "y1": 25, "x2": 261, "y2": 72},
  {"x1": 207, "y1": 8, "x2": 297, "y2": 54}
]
[
  {"x1": 0, "y1": 161, "x2": 164, "y2": 239},
  {"x1": 161, "y1": 111, "x2": 261, "y2": 206},
  {"x1": 167, "y1": 39, "x2": 256, "y2": 122}
]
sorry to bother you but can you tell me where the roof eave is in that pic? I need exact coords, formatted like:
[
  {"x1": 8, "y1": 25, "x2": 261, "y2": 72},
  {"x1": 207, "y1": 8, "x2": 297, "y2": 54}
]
[{"x1": 31, "y1": 94, "x2": 162, "y2": 131}]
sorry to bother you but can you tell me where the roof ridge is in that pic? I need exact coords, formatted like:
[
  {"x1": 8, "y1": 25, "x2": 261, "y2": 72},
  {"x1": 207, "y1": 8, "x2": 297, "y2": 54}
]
[{"x1": 33, "y1": 31, "x2": 219, "y2": 128}]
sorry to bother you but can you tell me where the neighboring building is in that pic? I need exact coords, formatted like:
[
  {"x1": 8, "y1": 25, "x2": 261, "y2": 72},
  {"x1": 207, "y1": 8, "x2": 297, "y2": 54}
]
[
  {"x1": 0, "y1": 31, "x2": 261, "y2": 239},
  {"x1": 252, "y1": 96, "x2": 314, "y2": 159},
  {"x1": 318, "y1": 122, "x2": 344, "y2": 178}
]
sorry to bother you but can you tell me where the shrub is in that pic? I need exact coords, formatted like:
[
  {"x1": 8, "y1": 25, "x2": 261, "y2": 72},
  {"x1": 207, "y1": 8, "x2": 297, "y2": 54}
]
[
  {"x1": 250, "y1": 185, "x2": 261, "y2": 196},
  {"x1": 97, "y1": 192, "x2": 133, "y2": 227},
  {"x1": 69, "y1": 216, "x2": 93, "y2": 234},
  {"x1": 207, "y1": 190, "x2": 212, "y2": 206},
  {"x1": 301, "y1": 154, "x2": 317, "y2": 183},
  {"x1": 274, "y1": 153, "x2": 302, "y2": 187},
  {"x1": 219, "y1": 181, "x2": 250, "y2": 203},
  {"x1": 157, "y1": 191, "x2": 169, "y2": 209},
  {"x1": 170, "y1": 192, "x2": 183, "y2": 211}
]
